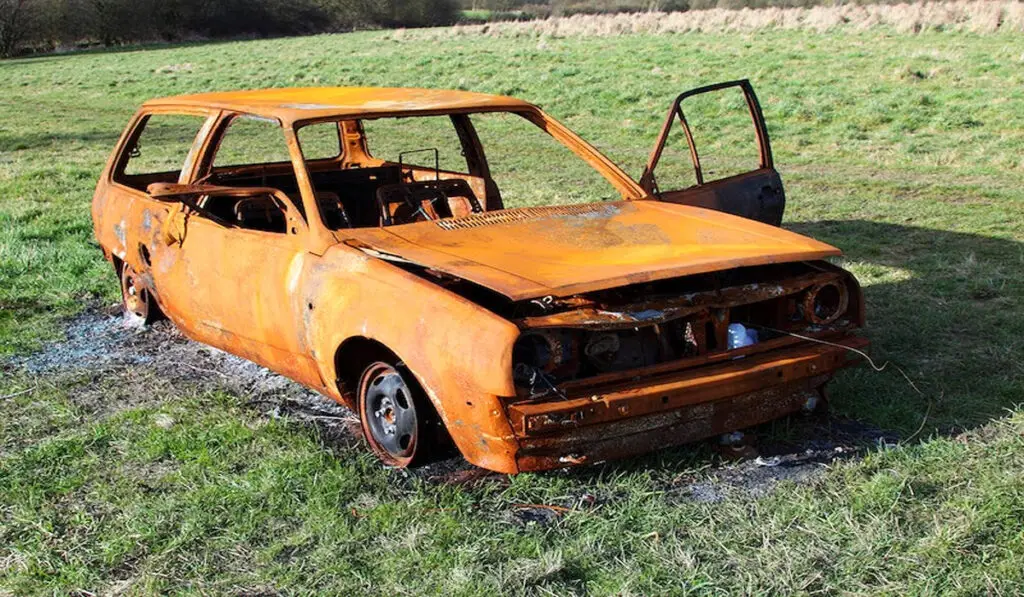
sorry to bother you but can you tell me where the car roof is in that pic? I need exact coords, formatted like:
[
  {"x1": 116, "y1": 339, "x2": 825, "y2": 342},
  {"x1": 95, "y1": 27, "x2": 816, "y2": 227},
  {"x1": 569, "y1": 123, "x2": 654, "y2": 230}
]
[{"x1": 143, "y1": 87, "x2": 536, "y2": 124}]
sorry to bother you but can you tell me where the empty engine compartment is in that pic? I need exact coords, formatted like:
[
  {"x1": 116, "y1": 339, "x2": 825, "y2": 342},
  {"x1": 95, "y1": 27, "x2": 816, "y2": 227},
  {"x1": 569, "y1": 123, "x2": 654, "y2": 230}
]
[{"x1": 510, "y1": 260, "x2": 862, "y2": 397}]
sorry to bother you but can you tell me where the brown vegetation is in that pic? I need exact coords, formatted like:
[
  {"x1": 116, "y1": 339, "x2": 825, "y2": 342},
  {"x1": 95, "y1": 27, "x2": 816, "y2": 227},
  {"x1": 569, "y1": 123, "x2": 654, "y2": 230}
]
[
  {"x1": 425, "y1": 0, "x2": 1024, "y2": 37},
  {"x1": 4, "y1": 0, "x2": 1020, "y2": 57}
]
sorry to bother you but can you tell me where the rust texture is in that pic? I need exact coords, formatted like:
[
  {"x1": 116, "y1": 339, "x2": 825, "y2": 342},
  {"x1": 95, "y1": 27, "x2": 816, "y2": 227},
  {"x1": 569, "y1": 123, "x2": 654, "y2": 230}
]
[{"x1": 92, "y1": 84, "x2": 868, "y2": 473}]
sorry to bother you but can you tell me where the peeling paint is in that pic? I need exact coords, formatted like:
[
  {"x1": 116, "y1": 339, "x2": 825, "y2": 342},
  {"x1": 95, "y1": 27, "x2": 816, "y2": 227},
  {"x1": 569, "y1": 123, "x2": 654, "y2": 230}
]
[{"x1": 114, "y1": 219, "x2": 127, "y2": 248}]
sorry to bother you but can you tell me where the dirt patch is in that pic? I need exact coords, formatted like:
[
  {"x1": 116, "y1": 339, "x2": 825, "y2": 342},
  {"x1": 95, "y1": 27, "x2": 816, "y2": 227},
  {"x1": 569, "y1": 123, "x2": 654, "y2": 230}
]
[{"x1": 5, "y1": 306, "x2": 897, "y2": 500}]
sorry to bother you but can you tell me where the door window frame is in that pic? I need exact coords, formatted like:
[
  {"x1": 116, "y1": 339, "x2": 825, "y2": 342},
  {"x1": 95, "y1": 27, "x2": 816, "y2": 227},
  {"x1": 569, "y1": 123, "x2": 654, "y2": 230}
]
[
  {"x1": 191, "y1": 111, "x2": 316, "y2": 238},
  {"x1": 640, "y1": 79, "x2": 774, "y2": 194}
]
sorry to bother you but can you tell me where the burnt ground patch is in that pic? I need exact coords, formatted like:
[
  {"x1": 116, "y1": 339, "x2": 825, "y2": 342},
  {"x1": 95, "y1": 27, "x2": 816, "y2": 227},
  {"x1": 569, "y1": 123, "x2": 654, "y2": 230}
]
[
  {"x1": 4, "y1": 306, "x2": 898, "y2": 501},
  {"x1": 5, "y1": 306, "x2": 360, "y2": 446}
]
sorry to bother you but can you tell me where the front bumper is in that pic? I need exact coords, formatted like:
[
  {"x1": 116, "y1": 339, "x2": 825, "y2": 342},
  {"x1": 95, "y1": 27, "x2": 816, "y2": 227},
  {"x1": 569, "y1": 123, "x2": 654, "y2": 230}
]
[{"x1": 508, "y1": 335, "x2": 868, "y2": 471}]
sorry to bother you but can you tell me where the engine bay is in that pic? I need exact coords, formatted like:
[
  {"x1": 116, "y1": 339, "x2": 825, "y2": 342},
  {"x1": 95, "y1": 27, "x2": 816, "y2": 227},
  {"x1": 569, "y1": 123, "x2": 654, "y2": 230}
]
[{"x1": 508, "y1": 260, "x2": 863, "y2": 398}]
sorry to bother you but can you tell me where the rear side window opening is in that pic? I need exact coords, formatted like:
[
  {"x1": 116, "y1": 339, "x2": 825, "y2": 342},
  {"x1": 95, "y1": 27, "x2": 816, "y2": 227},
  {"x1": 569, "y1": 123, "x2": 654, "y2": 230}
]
[{"x1": 114, "y1": 113, "x2": 211, "y2": 191}]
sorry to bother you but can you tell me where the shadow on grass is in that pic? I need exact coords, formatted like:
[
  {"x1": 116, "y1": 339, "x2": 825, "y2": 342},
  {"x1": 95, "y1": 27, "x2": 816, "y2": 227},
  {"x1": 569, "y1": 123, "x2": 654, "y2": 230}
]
[{"x1": 788, "y1": 220, "x2": 1023, "y2": 435}]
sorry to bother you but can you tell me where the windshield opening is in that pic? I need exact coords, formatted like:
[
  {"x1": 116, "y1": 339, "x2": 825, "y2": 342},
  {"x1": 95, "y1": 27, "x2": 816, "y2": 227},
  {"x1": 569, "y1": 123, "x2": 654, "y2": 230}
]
[{"x1": 290, "y1": 110, "x2": 622, "y2": 230}]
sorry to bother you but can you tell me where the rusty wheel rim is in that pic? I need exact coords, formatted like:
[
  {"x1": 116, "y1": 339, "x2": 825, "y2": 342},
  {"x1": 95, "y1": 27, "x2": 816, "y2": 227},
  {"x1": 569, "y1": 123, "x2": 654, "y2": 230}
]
[
  {"x1": 120, "y1": 264, "x2": 150, "y2": 321},
  {"x1": 358, "y1": 362, "x2": 419, "y2": 467}
]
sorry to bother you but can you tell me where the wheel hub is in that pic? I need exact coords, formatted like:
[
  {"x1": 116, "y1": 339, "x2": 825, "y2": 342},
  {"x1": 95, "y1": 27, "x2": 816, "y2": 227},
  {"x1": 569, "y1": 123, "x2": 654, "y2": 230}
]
[
  {"x1": 360, "y1": 363, "x2": 419, "y2": 464},
  {"x1": 125, "y1": 278, "x2": 140, "y2": 310},
  {"x1": 374, "y1": 397, "x2": 398, "y2": 434}
]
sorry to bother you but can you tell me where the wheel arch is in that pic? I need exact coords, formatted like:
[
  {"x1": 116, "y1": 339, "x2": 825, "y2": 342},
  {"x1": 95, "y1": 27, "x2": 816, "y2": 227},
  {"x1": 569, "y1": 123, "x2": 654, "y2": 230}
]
[
  {"x1": 305, "y1": 249, "x2": 522, "y2": 472},
  {"x1": 333, "y1": 335, "x2": 459, "y2": 465},
  {"x1": 332, "y1": 335, "x2": 398, "y2": 408}
]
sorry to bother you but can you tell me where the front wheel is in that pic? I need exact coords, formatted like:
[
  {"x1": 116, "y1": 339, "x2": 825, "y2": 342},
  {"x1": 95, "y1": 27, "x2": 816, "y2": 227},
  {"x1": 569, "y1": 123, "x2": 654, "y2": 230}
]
[{"x1": 358, "y1": 361, "x2": 439, "y2": 467}]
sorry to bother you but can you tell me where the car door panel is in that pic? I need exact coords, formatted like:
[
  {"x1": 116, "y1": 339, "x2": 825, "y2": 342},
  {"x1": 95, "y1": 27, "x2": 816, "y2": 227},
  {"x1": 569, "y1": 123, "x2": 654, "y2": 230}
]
[
  {"x1": 657, "y1": 168, "x2": 785, "y2": 225},
  {"x1": 149, "y1": 200, "x2": 324, "y2": 389},
  {"x1": 93, "y1": 182, "x2": 138, "y2": 265}
]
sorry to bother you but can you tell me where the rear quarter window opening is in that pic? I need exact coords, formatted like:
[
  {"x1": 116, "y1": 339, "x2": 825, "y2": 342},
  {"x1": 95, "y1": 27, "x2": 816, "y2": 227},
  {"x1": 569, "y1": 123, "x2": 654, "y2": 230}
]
[{"x1": 113, "y1": 113, "x2": 210, "y2": 191}]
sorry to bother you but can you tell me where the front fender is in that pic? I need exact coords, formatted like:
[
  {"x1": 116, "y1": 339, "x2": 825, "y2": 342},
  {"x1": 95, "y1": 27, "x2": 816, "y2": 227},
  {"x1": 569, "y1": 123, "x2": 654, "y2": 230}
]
[{"x1": 301, "y1": 245, "x2": 522, "y2": 473}]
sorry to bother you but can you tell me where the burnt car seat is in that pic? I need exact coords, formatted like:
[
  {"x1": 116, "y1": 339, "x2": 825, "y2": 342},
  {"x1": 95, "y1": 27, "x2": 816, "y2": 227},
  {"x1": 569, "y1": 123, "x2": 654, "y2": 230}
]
[
  {"x1": 314, "y1": 191, "x2": 352, "y2": 229},
  {"x1": 233, "y1": 195, "x2": 287, "y2": 233},
  {"x1": 376, "y1": 179, "x2": 483, "y2": 225}
]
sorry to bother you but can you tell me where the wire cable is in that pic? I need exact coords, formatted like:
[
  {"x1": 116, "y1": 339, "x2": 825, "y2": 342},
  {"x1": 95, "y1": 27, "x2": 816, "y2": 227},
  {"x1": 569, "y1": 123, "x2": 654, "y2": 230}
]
[{"x1": 747, "y1": 324, "x2": 923, "y2": 397}]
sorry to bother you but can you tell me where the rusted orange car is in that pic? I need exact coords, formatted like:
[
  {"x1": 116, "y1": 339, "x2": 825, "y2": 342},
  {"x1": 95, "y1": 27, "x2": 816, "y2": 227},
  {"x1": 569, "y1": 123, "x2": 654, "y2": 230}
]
[{"x1": 92, "y1": 81, "x2": 867, "y2": 473}]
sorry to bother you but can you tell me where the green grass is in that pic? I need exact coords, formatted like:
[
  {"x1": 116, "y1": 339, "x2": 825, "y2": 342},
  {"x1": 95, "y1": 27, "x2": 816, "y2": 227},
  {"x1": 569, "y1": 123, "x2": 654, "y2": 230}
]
[{"x1": 2, "y1": 27, "x2": 1024, "y2": 594}]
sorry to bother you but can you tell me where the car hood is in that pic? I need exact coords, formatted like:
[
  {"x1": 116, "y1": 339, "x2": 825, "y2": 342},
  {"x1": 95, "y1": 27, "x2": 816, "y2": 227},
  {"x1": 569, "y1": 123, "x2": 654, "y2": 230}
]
[{"x1": 340, "y1": 200, "x2": 841, "y2": 301}]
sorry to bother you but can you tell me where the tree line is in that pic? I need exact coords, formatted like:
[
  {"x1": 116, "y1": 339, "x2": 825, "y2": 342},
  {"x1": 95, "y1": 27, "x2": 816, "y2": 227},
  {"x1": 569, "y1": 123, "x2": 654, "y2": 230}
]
[
  {"x1": 1, "y1": 0, "x2": 926, "y2": 57},
  {"x1": 0, "y1": 0, "x2": 459, "y2": 57}
]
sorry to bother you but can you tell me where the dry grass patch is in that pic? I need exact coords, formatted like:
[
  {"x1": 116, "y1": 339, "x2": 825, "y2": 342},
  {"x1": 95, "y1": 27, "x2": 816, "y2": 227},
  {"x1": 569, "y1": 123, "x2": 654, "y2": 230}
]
[{"x1": 397, "y1": 0, "x2": 1024, "y2": 39}]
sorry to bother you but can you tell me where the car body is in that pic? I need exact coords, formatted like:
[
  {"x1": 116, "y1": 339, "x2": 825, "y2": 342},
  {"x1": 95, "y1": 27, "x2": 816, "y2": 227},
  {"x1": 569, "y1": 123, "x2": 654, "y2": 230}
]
[{"x1": 91, "y1": 82, "x2": 867, "y2": 473}]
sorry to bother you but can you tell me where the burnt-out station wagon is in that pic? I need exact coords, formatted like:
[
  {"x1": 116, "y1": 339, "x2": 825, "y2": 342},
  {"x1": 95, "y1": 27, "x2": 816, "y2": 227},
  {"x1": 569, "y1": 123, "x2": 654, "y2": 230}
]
[{"x1": 92, "y1": 82, "x2": 868, "y2": 473}]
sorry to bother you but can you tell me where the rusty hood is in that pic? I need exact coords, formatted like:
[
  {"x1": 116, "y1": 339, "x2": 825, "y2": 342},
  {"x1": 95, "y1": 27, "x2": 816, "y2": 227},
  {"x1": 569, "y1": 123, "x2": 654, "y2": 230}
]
[{"x1": 341, "y1": 200, "x2": 841, "y2": 301}]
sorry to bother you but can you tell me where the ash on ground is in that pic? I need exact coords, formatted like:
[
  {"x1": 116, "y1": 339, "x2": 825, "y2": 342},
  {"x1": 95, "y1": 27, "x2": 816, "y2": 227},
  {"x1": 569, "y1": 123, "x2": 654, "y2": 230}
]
[{"x1": 10, "y1": 306, "x2": 359, "y2": 446}]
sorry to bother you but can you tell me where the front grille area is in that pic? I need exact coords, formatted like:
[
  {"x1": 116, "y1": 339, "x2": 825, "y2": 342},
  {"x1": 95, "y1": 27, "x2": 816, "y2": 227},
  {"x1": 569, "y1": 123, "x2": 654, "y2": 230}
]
[{"x1": 509, "y1": 264, "x2": 862, "y2": 398}]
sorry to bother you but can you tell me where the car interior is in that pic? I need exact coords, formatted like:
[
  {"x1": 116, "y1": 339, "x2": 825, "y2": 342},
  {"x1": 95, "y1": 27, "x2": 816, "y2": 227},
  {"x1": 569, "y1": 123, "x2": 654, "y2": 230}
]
[
  {"x1": 121, "y1": 114, "x2": 499, "y2": 234},
  {"x1": 195, "y1": 191, "x2": 292, "y2": 234},
  {"x1": 188, "y1": 114, "x2": 494, "y2": 232},
  {"x1": 194, "y1": 165, "x2": 486, "y2": 232}
]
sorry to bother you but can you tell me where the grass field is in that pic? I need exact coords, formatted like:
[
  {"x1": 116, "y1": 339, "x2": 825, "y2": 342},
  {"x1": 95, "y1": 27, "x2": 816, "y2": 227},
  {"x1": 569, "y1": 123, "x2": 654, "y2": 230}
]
[{"x1": 2, "y1": 19, "x2": 1024, "y2": 595}]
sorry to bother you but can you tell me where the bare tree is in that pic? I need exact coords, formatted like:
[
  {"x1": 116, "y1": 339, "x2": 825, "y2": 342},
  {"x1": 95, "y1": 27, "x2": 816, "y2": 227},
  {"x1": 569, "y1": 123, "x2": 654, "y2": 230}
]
[{"x1": 0, "y1": 0, "x2": 33, "y2": 57}]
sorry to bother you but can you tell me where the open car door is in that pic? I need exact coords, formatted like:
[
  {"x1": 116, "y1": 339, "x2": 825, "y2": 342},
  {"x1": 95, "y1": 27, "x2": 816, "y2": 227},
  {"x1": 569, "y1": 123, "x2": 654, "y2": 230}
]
[{"x1": 639, "y1": 80, "x2": 785, "y2": 226}]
